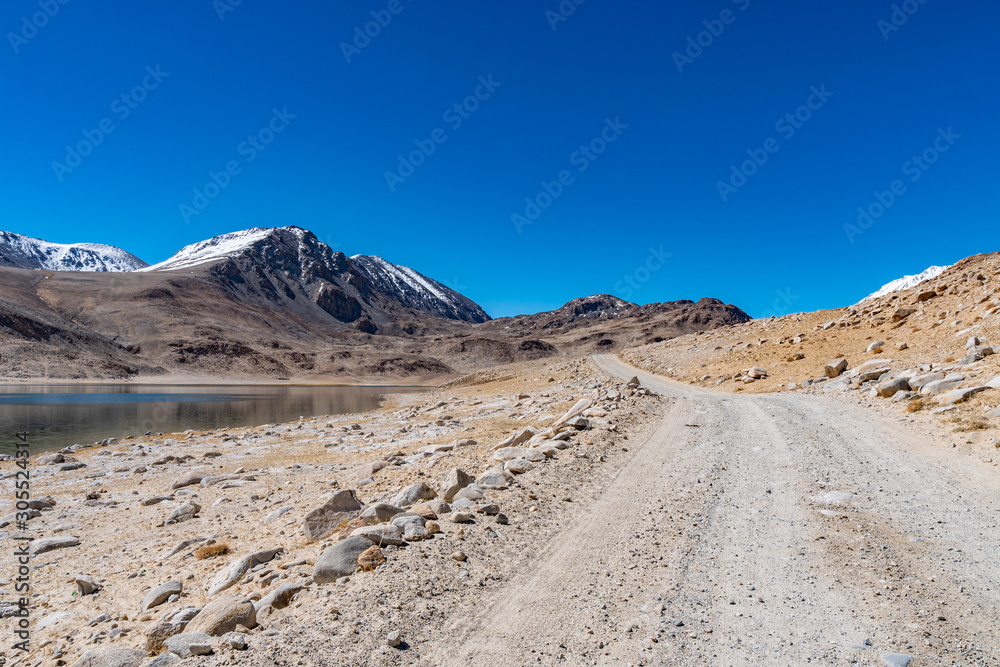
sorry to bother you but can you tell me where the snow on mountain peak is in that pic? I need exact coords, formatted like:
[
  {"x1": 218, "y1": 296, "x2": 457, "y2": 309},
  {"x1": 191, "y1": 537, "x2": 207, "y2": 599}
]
[
  {"x1": 0, "y1": 230, "x2": 148, "y2": 272},
  {"x1": 860, "y1": 265, "x2": 951, "y2": 303},
  {"x1": 141, "y1": 227, "x2": 285, "y2": 272}
]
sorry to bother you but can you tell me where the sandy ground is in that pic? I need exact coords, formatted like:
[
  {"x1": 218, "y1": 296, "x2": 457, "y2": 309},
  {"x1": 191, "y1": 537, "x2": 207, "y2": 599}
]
[
  {"x1": 2, "y1": 353, "x2": 998, "y2": 666},
  {"x1": 420, "y1": 356, "x2": 999, "y2": 665}
]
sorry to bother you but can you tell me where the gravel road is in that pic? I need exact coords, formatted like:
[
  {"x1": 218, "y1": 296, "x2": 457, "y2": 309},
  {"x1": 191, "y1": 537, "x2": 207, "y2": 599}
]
[{"x1": 420, "y1": 355, "x2": 1000, "y2": 666}]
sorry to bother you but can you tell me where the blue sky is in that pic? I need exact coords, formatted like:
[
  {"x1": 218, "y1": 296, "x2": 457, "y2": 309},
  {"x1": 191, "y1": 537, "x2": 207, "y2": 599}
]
[{"x1": 2, "y1": 0, "x2": 997, "y2": 318}]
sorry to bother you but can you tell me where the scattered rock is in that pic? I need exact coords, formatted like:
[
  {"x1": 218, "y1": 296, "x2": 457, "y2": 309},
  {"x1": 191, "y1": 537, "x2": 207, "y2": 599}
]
[
  {"x1": 351, "y1": 523, "x2": 404, "y2": 546},
  {"x1": 141, "y1": 580, "x2": 183, "y2": 612},
  {"x1": 313, "y1": 536, "x2": 372, "y2": 584},
  {"x1": 477, "y1": 469, "x2": 510, "y2": 490},
  {"x1": 553, "y1": 398, "x2": 593, "y2": 427},
  {"x1": 255, "y1": 583, "x2": 306, "y2": 613},
  {"x1": 75, "y1": 574, "x2": 102, "y2": 596},
  {"x1": 207, "y1": 548, "x2": 281, "y2": 596},
  {"x1": 166, "y1": 502, "x2": 200, "y2": 524},
  {"x1": 824, "y1": 358, "x2": 848, "y2": 378},
  {"x1": 165, "y1": 632, "x2": 213, "y2": 658},
  {"x1": 439, "y1": 467, "x2": 473, "y2": 502},
  {"x1": 303, "y1": 490, "x2": 365, "y2": 541},
  {"x1": 263, "y1": 506, "x2": 294, "y2": 523},
  {"x1": 877, "y1": 377, "x2": 910, "y2": 398},
  {"x1": 880, "y1": 654, "x2": 912, "y2": 667},
  {"x1": 360, "y1": 502, "x2": 405, "y2": 522},
  {"x1": 867, "y1": 340, "x2": 885, "y2": 353},
  {"x1": 144, "y1": 607, "x2": 201, "y2": 653},
  {"x1": 185, "y1": 595, "x2": 257, "y2": 636},
  {"x1": 358, "y1": 546, "x2": 386, "y2": 572},
  {"x1": 505, "y1": 458, "x2": 535, "y2": 474},
  {"x1": 30, "y1": 536, "x2": 80, "y2": 556},
  {"x1": 387, "y1": 630, "x2": 403, "y2": 648},
  {"x1": 937, "y1": 386, "x2": 992, "y2": 405},
  {"x1": 170, "y1": 470, "x2": 209, "y2": 490},
  {"x1": 69, "y1": 647, "x2": 146, "y2": 667},
  {"x1": 390, "y1": 482, "x2": 436, "y2": 508}
]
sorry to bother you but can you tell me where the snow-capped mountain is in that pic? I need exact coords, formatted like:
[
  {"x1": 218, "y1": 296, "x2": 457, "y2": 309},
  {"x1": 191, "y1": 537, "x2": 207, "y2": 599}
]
[
  {"x1": 0, "y1": 231, "x2": 148, "y2": 272},
  {"x1": 860, "y1": 265, "x2": 951, "y2": 303},
  {"x1": 140, "y1": 228, "x2": 277, "y2": 272},
  {"x1": 142, "y1": 226, "x2": 490, "y2": 329},
  {"x1": 351, "y1": 255, "x2": 489, "y2": 324}
]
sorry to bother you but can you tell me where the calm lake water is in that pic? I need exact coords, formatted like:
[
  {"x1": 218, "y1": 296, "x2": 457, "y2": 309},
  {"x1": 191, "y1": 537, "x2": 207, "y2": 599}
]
[{"x1": 0, "y1": 384, "x2": 425, "y2": 454}]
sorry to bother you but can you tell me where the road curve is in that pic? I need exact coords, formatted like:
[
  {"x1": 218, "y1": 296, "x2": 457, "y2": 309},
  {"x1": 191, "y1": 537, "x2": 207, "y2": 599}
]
[{"x1": 420, "y1": 354, "x2": 1000, "y2": 665}]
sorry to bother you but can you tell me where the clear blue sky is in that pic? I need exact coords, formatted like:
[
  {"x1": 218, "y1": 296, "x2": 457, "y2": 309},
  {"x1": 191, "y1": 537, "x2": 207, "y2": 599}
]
[{"x1": 3, "y1": 0, "x2": 997, "y2": 318}]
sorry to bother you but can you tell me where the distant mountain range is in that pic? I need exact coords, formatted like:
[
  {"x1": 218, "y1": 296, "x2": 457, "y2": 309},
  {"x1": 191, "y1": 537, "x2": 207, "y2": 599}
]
[
  {"x1": 0, "y1": 226, "x2": 751, "y2": 380},
  {"x1": 0, "y1": 230, "x2": 148, "y2": 272}
]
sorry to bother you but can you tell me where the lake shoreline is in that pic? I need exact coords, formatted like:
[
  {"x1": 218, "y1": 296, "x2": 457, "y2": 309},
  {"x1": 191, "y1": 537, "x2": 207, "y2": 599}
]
[
  {"x1": 0, "y1": 372, "x2": 452, "y2": 387},
  {"x1": 0, "y1": 384, "x2": 429, "y2": 454}
]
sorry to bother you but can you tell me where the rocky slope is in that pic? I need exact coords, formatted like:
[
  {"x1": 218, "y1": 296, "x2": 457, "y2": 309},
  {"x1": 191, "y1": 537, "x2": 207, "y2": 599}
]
[
  {"x1": 5, "y1": 354, "x2": 998, "y2": 666},
  {"x1": 0, "y1": 231, "x2": 148, "y2": 272},
  {"x1": 484, "y1": 295, "x2": 752, "y2": 352},
  {"x1": 623, "y1": 251, "x2": 1000, "y2": 442},
  {"x1": 860, "y1": 264, "x2": 951, "y2": 303},
  {"x1": 0, "y1": 228, "x2": 748, "y2": 382},
  {"x1": 0, "y1": 358, "x2": 660, "y2": 666}
]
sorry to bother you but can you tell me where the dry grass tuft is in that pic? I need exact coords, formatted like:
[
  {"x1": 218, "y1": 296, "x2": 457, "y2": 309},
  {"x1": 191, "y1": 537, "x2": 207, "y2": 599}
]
[
  {"x1": 195, "y1": 543, "x2": 231, "y2": 560},
  {"x1": 951, "y1": 417, "x2": 991, "y2": 432}
]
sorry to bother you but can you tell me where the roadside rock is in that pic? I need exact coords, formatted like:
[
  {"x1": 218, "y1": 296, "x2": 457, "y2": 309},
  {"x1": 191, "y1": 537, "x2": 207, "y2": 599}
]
[
  {"x1": 165, "y1": 632, "x2": 213, "y2": 658},
  {"x1": 920, "y1": 379, "x2": 964, "y2": 397},
  {"x1": 207, "y1": 548, "x2": 281, "y2": 596},
  {"x1": 30, "y1": 536, "x2": 79, "y2": 556},
  {"x1": 824, "y1": 358, "x2": 848, "y2": 378},
  {"x1": 185, "y1": 595, "x2": 257, "y2": 636},
  {"x1": 144, "y1": 607, "x2": 201, "y2": 653},
  {"x1": 937, "y1": 386, "x2": 992, "y2": 405},
  {"x1": 313, "y1": 536, "x2": 372, "y2": 583},
  {"x1": 303, "y1": 490, "x2": 365, "y2": 541},
  {"x1": 255, "y1": 583, "x2": 306, "y2": 613},
  {"x1": 141, "y1": 580, "x2": 182, "y2": 612},
  {"x1": 439, "y1": 467, "x2": 473, "y2": 502},
  {"x1": 877, "y1": 377, "x2": 910, "y2": 398},
  {"x1": 553, "y1": 398, "x2": 594, "y2": 427},
  {"x1": 350, "y1": 523, "x2": 404, "y2": 546},
  {"x1": 69, "y1": 647, "x2": 146, "y2": 667},
  {"x1": 908, "y1": 372, "x2": 944, "y2": 392},
  {"x1": 170, "y1": 470, "x2": 209, "y2": 490},
  {"x1": 357, "y1": 546, "x2": 386, "y2": 572},
  {"x1": 360, "y1": 502, "x2": 405, "y2": 522},
  {"x1": 166, "y1": 502, "x2": 200, "y2": 524},
  {"x1": 390, "y1": 482, "x2": 436, "y2": 508},
  {"x1": 75, "y1": 574, "x2": 102, "y2": 595}
]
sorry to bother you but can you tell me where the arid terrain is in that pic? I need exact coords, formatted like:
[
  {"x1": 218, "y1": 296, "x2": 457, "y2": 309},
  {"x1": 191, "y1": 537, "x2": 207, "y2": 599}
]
[
  {"x1": 2, "y1": 341, "x2": 998, "y2": 666},
  {"x1": 0, "y1": 228, "x2": 750, "y2": 383},
  {"x1": 2, "y1": 241, "x2": 999, "y2": 666}
]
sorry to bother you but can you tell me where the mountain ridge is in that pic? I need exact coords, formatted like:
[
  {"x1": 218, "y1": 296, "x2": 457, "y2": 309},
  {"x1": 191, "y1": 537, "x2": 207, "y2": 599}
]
[{"x1": 0, "y1": 231, "x2": 149, "y2": 272}]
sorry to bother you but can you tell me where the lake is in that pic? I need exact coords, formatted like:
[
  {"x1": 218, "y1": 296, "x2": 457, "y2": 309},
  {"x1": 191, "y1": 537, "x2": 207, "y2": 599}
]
[{"x1": 0, "y1": 384, "x2": 425, "y2": 454}]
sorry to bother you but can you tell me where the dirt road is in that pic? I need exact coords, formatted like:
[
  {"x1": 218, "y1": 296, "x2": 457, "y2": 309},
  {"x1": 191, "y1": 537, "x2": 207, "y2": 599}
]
[{"x1": 421, "y1": 355, "x2": 1000, "y2": 665}]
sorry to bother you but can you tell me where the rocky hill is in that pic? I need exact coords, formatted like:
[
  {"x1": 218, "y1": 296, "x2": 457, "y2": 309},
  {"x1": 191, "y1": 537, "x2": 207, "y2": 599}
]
[
  {"x1": 0, "y1": 226, "x2": 750, "y2": 382},
  {"x1": 0, "y1": 230, "x2": 148, "y2": 272},
  {"x1": 623, "y1": 252, "x2": 1000, "y2": 433}
]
